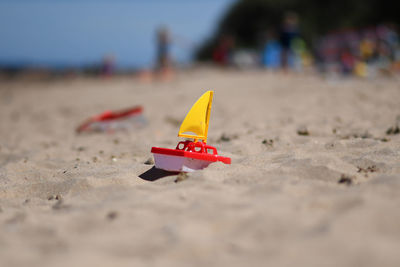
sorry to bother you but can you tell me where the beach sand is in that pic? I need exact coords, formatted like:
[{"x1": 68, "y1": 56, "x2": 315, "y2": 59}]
[{"x1": 1, "y1": 70, "x2": 400, "y2": 266}]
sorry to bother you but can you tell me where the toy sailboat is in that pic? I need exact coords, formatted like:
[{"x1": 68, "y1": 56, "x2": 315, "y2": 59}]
[{"x1": 151, "y1": 91, "x2": 231, "y2": 172}]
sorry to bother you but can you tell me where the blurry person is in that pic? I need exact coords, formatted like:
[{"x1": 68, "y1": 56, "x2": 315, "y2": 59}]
[
  {"x1": 212, "y1": 34, "x2": 234, "y2": 66},
  {"x1": 339, "y1": 45, "x2": 356, "y2": 75},
  {"x1": 155, "y1": 26, "x2": 173, "y2": 79},
  {"x1": 232, "y1": 50, "x2": 258, "y2": 69},
  {"x1": 376, "y1": 24, "x2": 400, "y2": 74},
  {"x1": 291, "y1": 37, "x2": 311, "y2": 72},
  {"x1": 377, "y1": 24, "x2": 398, "y2": 59},
  {"x1": 262, "y1": 29, "x2": 281, "y2": 69},
  {"x1": 101, "y1": 54, "x2": 115, "y2": 78},
  {"x1": 354, "y1": 60, "x2": 368, "y2": 77},
  {"x1": 375, "y1": 38, "x2": 393, "y2": 74},
  {"x1": 387, "y1": 25, "x2": 400, "y2": 72},
  {"x1": 360, "y1": 36, "x2": 375, "y2": 63},
  {"x1": 279, "y1": 12, "x2": 299, "y2": 71}
]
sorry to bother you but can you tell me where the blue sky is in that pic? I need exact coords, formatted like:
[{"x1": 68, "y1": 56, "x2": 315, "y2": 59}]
[{"x1": 0, "y1": 0, "x2": 235, "y2": 68}]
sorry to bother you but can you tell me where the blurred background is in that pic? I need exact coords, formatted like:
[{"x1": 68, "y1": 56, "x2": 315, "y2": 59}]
[{"x1": 0, "y1": 0, "x2": 399, "y2": 79}]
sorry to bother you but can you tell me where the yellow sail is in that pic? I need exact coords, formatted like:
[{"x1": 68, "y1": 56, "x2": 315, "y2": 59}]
[{"x1": 178, "y1": 91, "x2": 213, "y2": 143}]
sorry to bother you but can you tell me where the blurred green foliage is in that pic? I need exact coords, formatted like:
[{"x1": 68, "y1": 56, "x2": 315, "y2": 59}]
[{"x1": 196, "y1": 0, "x2": 399, "y2": 60}]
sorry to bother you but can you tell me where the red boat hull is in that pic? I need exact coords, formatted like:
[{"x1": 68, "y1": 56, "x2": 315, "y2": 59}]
[
  {"x1": 151, "y1": 141, "x2": 231, "y2": 172},
  {"x1": 151, "y1": 147, "x2": 231, "y2": 164}
]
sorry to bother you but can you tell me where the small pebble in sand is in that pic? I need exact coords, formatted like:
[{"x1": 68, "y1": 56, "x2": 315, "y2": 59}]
[
  {"x1": 106, "y1": 211, "x2": 118, "y2": 220},
  {"x1": 77, "y1": 146, "x2": 85, "y2": 152},
  {"x1": 144, "y1": 157, "x2": 154, "y2": 165},
  {"x1": 357, "y1": 165, "x2": 378, "y2": 177},
  {"x1": 92, "y1": 156, "x2": 98, "y2": 163},
  {"x1": 111, "y1": 155, "x2": 117, "y2": 162},
  {"x1": 386, "y1": 125, "x2": 400, "y2": 135},
  {"x1": 218, "y1": 133, "x2": 238, "y2": 143},
  {"x1": 219, "y1": 134, "x2": 231, "y2": 142},
  {"x1": 338, "y1": 174, "x2": 353, "y2": 185},
  {"x1": 340, "y1": 131, "x2": 374, "y2": 140},
  {"x1": 48, "y1": 194, "x2": 62, "y2": 201},
  {"x1": 358, "y1": 131, "x2": 373, "y2": 139},
  {"x1": 113, "y1": 138, "x2": 120, "y2": 144},
  {"x1": 75, "y1": 158, "x2": 80, "y2": 161},
  {"x1": 262, "y1": 139, "x2": 274, "y2": 147},
  {"x1": 297, "y1": 126, "x2": 309, "y2": 136},
  {"x1": 175, "y1": 172, "x2": 188, "y2": 183},
  {"x1": 99, "y1": 150, "x2": 104, "y2": 154}
]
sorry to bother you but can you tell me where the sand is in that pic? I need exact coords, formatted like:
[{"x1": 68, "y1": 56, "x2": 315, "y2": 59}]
[{"x1": 1, "y1": 70, "x2": 400, "y2": 267}]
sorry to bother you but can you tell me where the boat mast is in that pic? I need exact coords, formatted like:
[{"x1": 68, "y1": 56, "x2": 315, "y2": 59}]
[{"x1": 203, "y1": 91, "x2": 213, "y2": 144}]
